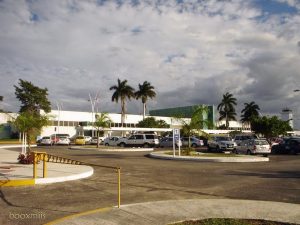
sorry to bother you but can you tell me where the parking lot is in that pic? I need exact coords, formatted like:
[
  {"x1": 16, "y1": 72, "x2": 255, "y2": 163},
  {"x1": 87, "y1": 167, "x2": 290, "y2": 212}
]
[{"x1": 1, "y1": 146, "x2": 300, "y2": 225}]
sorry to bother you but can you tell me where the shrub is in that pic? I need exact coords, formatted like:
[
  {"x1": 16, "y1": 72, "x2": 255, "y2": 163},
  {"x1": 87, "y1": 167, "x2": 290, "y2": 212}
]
[{"x1": 17, "y1": 153, "x2": 34, "y2": 164}]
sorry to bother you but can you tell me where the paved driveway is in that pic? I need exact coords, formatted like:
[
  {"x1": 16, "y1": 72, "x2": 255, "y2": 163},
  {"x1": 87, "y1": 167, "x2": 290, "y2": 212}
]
[{"x1": 1, "y1": 146, "x2": 300, "y2": 225}]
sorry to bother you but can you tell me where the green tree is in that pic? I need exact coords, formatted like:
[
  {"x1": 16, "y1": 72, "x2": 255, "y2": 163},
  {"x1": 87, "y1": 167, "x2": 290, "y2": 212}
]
[
  {"x1": 110, "y1": 79, "x2": 135, "y2": 127},
  {"x1": 137, "y1": 117, "x2": 169, "y2": 128},
  {"x1": 251, "y1": 116, "x2": 292, "y2": 138},
  {"x1": 135, "y1": 81, "x2": 156, "y2": 119},
  {"x1": 13, "y1": 111, "x2": 50, "y2": 151},
  {"x1": 217, "y1": 92, "x2": 237, "y2": 129},
  {"x1": 14, "y1": 79, "x2": 51, "y2": 114},
  {"x1": 14, "y1": 79, "x2": 51, "y2": 152},
  {"x1": 0, "y1": 96, "x2": 3, "y2": 112},
  {"x1": 177, "y1": 105, "x2": 211, "y2": 148},
  {"x1": 94, "y1": 113, "x2": 112, "y2": 148},
  {"x1": 241, "y1": 101, "x2": 260, "y2": 125}
]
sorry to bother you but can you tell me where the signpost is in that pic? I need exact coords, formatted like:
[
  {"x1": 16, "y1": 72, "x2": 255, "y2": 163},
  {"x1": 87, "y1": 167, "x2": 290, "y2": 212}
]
[{"x1": 173, "y1": 128, "x2": 181, "y2": 157}]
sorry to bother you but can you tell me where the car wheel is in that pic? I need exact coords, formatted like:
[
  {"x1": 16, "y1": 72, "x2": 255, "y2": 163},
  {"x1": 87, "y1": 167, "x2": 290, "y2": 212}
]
[
  {"x1": 119, "y1": 142, "x2": 125, "y2": 147},
  {"x1": 247, "y1": 150, "x2": 251, "y2": 155},
  {"x1": 233, "y1": 149, "x2": 237, "y2": 154},
  {"x1": 263, "y1": 154, "x2": 268, "y2": 157},
  {"x1": 105, "y1": 143, "x2": 109, "y2": 146},
  {"x1": 191, "y1": 143, "x2": 197, "y2": 148},
  {"x1": 216, "y1": 146, "x2": 220, "y2": 152},
  {"x1": 144, "y1": 143, "x2": 150, "y2": 148},
  {"x1": 207, "y1": 145, "x2": 211, "y2": 152}
]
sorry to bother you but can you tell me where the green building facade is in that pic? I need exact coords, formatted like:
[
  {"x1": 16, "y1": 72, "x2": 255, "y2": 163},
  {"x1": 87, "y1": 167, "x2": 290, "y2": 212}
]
[{"x1": 149, "y1": 105, "x2": 215, "y2": 129}]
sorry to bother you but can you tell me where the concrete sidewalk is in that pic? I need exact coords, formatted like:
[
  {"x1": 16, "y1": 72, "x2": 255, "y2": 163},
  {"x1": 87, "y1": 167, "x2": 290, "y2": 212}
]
[
  {"x1": 48, "y1": 199, "x2": 300, "y2": 225},
  {"x1": 0, "y1": 147, "x2": 93, "y2": 186}
]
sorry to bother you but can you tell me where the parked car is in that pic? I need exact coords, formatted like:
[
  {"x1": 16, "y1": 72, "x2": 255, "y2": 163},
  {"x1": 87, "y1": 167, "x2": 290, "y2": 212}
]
[
  {"x1": 118, "y1": 134, "x2": 159, "y2": 147},
  {"x1": 207, "y1": 136, "x2": 237, "y2": 152},
  {"x1": 234, "y1": 139, "x2": 271, "y2": 156},
  {"x1": 181, "y1": 137, "x2": 204, "y2": 147},
  {"x1": 40, "y1": 136, "x2": 54, "y2": 146},
  {"x1": 233, "y1": 134, "x2": 257, "y2": 146},
  {"x1": 56, "y1": 136, "x2": 71, "y2": 145},
  {"x1": 159, "y1": 137, "x2": 182, "y2": 148},
  {"x1": 90, "y1": 136, "x2": 105, "y2": 145},
  {"x1": 51, "y1": 134, "x2": 70, "y2": 144},
  {"x1": 272, "y1": 137, "x2": 300, "y2": 154},
  {"x1": 84, "y1": 136, "x2": 92, "y2": 144},
  {"x1": 75, "y1": 136, "x2": 86, "y2": 145},
  {"x1": 103, "y1": 136, "x2": 123, "y2": 146}
]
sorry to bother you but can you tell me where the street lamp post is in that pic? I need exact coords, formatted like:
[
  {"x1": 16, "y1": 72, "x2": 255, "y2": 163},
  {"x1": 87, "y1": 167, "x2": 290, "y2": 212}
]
[{"x1": 88, "y1": 92, "x2": 100, "y2": 137}]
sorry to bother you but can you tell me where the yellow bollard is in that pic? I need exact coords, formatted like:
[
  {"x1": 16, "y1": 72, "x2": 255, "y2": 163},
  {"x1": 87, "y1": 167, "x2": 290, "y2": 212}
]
[
  {"x1": 32, "y1": 152, "x2": 37, "y2": 179},
  {"x1": 118, "y1": 168, "x2": 121, "y2": 208},
  {"x1": 43, "y1": 154, "x2": 47, "y2": 178}
]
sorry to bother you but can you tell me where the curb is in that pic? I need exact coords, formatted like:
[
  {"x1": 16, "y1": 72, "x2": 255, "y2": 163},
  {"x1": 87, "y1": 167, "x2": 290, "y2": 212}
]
[
  {"x1": 70, "y1": 146, "x2": 154, "y2": 152},
  {"x1": 0, "y1": 144, "x2": 37, "y2": 149},
  {"x1": 0, "y1": 179, "x2": 35, "y2": 187},
  {"x1": 47, "y1": 199, "x2": 300, "y2": 225},
  {"x1": 149, "y1": 151, "x2": 269, "y2": 162},
  {"x1": 0, "y1": 166, "x2": 93, "y2": 187}
]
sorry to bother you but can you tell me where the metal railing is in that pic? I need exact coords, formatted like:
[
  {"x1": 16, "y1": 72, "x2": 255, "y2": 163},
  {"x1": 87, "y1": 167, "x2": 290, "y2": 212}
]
[{"x1": 31, "y1": 151, "x2": 121, "y2": 208}]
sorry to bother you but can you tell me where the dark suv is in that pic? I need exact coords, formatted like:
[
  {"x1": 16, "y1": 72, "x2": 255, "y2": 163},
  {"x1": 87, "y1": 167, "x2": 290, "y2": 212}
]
[{"x1": 272, "y1": 137, "x2": 300, "y2": 154}]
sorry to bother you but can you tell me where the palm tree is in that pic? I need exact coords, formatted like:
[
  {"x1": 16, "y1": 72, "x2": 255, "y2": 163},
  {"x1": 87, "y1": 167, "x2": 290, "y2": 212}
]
[
  {"x1": 94, "y1": 113, "x2": 112, "y2": 148},
  {"x1": 241, "y1": 101, "x2": 260, "y2": 124},
  {"x1": 217, "y1": 92, "x2": 237, "y2": 129},
  {"x1": 135, "y1": 81, "x2": 156, "y2": 119},
  {"x1": 177, "y1": 105, "x2": 210, "y2": 148},
  {"x1": 110, "y1": 79, "x2": 135, "y2": 127}
]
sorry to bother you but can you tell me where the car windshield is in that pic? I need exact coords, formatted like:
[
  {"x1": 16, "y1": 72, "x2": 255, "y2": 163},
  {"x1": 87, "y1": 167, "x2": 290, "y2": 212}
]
[
  {"x1": 255, "y1": 140, "x2": 269, "y2": 145},
  {"x1": 216, "y1": 137, "x2": 231, "y2": 141},
  {"x1": 43, "y1": 137, "x2": 50, "y2": 139}
]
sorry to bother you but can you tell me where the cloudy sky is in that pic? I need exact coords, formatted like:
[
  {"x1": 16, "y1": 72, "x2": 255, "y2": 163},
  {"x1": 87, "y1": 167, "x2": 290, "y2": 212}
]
[{"x1": 0, "y1": 0, "x2": 300, "y2": 128}]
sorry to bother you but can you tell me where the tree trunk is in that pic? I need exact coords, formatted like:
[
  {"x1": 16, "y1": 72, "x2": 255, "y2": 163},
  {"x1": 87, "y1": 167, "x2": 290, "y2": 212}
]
[
  {"x1": 97, "y1": 129, "x2": 100, "y2": 148},
  {"x1": 121, "y1": 99, "x2": 125, "y2": 127},
  {"x1": 143, "y1": 103, "x2": 146, "y2": 120}
]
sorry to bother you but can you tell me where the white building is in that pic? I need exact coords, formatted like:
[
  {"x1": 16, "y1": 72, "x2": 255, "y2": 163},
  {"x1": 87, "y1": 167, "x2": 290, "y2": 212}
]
[{"x1": 41, "y1": 110, "x2": 188, "y2": 138}]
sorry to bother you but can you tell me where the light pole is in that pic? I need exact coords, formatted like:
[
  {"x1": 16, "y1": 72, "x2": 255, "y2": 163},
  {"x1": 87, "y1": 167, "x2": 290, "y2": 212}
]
[
  {"x1": 88, "y1": 92, "x2": 100, "y2": 137},
  {"x1": 56, "y1": 101, "x2": 63, "y2": 138}
]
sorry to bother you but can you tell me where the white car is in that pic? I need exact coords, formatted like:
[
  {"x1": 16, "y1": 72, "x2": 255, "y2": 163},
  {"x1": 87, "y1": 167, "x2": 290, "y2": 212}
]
[
  {"x1": 103, "y1": 136, "x2": 123, "y2": 146},
  {"x1": 234, "y1": 139, "x2": 271, "y2": 156},
  {"x1": 56, "y1": 136, "x2": 71, "y2": 145},
  {"x1": 40, "y1": 136, "x2": 54, "y2": 146},
  {"x1": 84, "y1": 136, "x2": 92, "y2": 144},
  {"x1": 90, "y1": 136, "x2": 105, "y2": 145},
  {"x1": 208, "y1": 136, "x2": 237, "y2": 152}
]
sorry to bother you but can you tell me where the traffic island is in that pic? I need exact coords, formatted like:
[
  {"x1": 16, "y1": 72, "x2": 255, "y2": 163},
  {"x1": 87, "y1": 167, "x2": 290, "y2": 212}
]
[
  {"x1": 149, "y1": 151, "x2": 269, "y2": 162},
  {"x1": 0, "y1": 148, "x2": 93, "y2": 187}
]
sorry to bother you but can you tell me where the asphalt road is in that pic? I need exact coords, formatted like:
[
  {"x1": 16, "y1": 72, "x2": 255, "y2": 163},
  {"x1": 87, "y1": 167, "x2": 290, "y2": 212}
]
[{"x1": 1, "y1": 146, "x2": 300, "y2": 225}]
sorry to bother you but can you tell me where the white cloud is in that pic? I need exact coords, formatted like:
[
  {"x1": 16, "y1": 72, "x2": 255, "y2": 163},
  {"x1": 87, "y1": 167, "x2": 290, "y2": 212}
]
[{"x1": 0, "y1": 0, "x2": 300, "y2": 128}]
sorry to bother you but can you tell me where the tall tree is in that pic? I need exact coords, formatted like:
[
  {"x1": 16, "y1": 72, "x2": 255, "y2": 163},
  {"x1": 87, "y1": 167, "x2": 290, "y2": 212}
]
[
  {"x1": 137, "y1": 117, "x2": 169, "y2": 128},
  {"x1": 109, "y1": 79, "x2": 135, "y2": 127},
  {"x1": 241, "y1": 101, "x2": 260, "y2": 125},
  {"x1": 135, "y1": 81, "x2": 156, "y2": 119},
  {"x1": 14, "y1": 79, "x2": 51, "y2": 114},
  {"x1": 14, "y1": 79, "x2": 51, "y2": 152},
  {"x1": 94, "y1": 113, "x2": 112, "y2": 148},
  {"x1": 251, "y1": 116, "x2": 292, "y2": 138},
  {"x1": 0, "y1": 96, "x2": 3, "y2": 112},
  {"x1": 217, "y1": 92, "x2": 237, "y2": 129}
]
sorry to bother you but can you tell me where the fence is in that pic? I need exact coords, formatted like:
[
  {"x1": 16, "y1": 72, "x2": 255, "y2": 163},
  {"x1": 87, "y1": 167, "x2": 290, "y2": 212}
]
[{"x1": 31, "y1": 151, "x2": 121, "y2": 208}]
